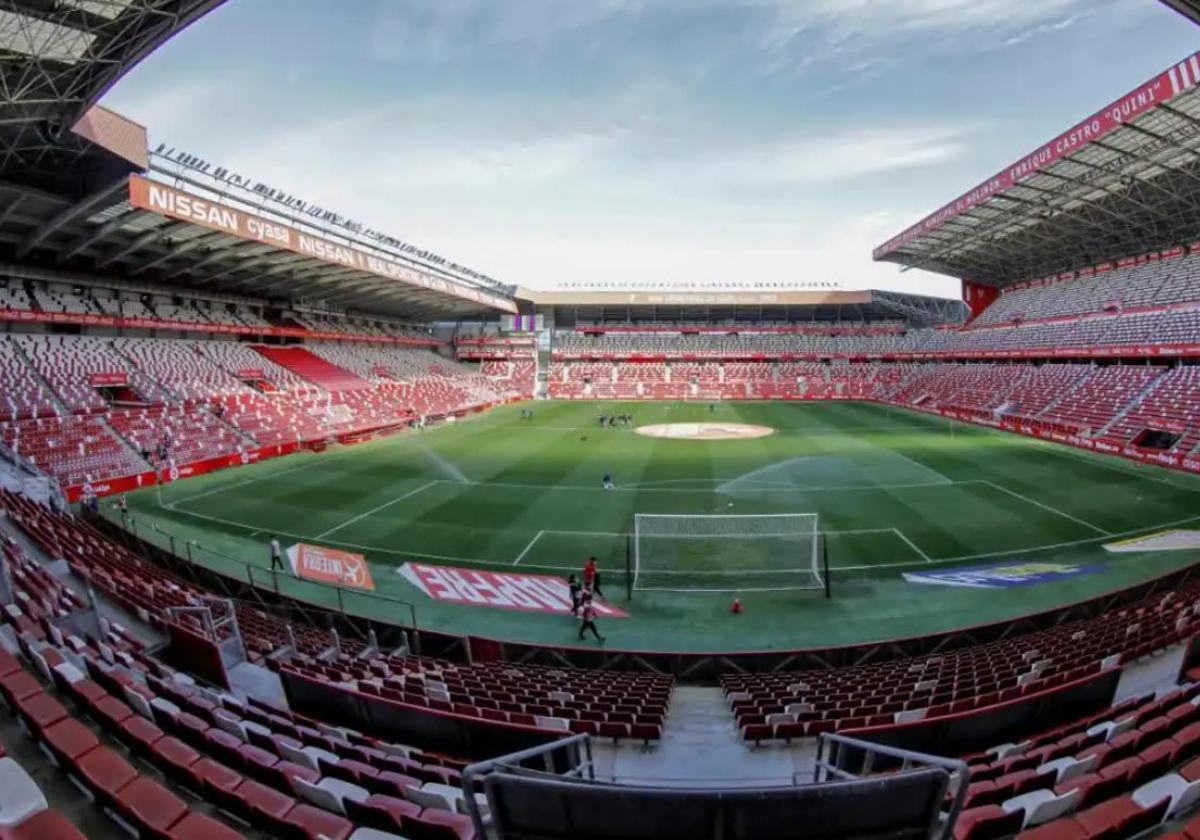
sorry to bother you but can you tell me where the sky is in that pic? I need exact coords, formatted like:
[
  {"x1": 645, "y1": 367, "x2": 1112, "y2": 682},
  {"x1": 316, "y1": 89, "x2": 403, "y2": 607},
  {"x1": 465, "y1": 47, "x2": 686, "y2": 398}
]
[{"x1": 103, "y1": 0, "x2": 1199, "y2": 299}]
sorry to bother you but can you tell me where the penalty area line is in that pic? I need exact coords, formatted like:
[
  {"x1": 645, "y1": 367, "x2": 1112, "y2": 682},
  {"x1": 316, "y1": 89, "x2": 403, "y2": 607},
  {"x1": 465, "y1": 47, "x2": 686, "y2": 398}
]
[
  {"x1": 512, "y1": 531, "x2": 544, "y2": 566},
  {"x1": 891, "y1": 528, "x2": 932, "y2": 563}
]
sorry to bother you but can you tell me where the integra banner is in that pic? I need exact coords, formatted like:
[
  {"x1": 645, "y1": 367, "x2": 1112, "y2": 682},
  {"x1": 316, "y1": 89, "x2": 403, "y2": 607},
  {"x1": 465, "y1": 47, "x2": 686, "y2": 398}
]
[
  {"x1": 398, "y1": 562, "x2": 628, "y2": 617},
  {"x1": 903, "y1": 562, "x2": 1100, "y2": 589},
  {"x1": 287, "y1": 543, "x2": 376, "y2": 591}
]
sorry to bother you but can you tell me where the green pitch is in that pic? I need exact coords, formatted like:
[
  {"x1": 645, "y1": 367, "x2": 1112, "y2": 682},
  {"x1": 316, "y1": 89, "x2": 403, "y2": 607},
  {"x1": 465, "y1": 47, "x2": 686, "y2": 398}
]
[{"x1": 113, "y1": 401, "x2": 1200, "y2": 653}]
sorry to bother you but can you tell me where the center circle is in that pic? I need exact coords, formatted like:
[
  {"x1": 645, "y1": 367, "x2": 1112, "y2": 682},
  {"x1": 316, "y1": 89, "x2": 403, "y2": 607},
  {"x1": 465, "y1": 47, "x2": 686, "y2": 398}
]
[{"x1": 633, "y1": 422, "x2": 775, "y2": 441}]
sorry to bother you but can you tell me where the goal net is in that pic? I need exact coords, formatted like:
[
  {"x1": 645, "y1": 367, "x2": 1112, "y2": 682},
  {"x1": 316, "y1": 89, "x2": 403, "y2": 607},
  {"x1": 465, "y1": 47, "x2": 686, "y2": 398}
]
[{"x1": 632, "y1": 513, "x2": 823, "y2": 593}]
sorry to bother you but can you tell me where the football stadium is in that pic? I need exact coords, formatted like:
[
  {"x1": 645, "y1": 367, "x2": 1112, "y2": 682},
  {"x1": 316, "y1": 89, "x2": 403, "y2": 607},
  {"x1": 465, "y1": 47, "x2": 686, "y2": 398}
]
[{"x1": 3, "y1": 1, "x2": 1200, "y2": 838}]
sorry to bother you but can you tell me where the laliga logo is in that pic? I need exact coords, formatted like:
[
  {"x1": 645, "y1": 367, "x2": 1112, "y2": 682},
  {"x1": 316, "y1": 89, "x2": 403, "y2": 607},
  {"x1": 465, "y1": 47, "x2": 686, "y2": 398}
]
[{"x1": 240, "y1": 452, "x2": 250, "y2": 464}]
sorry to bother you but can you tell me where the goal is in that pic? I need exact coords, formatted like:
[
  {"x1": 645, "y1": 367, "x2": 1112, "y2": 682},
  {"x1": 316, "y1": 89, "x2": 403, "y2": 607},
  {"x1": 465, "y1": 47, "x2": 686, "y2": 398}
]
[{"x1": 630, "y1": 513, "x2": 828, "y2": 595}]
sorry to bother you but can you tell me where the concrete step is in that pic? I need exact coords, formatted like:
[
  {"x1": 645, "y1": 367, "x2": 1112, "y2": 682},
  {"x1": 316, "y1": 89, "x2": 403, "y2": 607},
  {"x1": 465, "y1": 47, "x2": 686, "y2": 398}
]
[{"x1": 594, "y1": 686, "x2": 817, "y2": 787}]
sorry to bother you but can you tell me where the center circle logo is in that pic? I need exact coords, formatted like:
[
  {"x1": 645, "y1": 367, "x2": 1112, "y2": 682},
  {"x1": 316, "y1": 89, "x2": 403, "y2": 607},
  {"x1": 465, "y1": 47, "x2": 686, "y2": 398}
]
[{"x1": 634, "y1": 422, "x2": 775, "y2": 441}]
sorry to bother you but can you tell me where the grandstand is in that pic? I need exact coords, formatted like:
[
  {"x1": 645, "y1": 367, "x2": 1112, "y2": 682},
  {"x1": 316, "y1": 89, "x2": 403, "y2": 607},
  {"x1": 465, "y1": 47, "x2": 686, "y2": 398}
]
[{"x1": 2, "y1": 1, "x2": 1200, "y2": 839}]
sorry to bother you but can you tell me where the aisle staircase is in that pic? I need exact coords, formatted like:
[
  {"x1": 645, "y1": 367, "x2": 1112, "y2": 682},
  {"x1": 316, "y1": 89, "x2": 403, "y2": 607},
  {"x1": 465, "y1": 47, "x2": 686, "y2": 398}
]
[
  {"x1": 251, "y1": 345, "x2": 370, "y2": 392},
  {"x1": 596, "y1": 686, "x2": 807, "y2": 787}
]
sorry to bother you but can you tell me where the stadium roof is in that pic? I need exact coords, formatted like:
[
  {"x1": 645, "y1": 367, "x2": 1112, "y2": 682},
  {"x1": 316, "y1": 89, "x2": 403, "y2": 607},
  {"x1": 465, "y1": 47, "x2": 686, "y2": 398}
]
[
  {"x1": 0, "y1": 159, "x2": 518, "y2": 320},
  {"x1": 526, "y1": 288, "x2": 966, "y2": 327},
  {"x1": 0, "y1": 2, "x2": 517, "y2": 322},
  {"x1": 875, "y1": 50, "x2": 1200, "y2": 288},
  {"x1": 0, "y1": 0, "x2": 224, "y2": 180},
  {"x1": 1161, "y1": 0, "x2": 1200, "y2": 26}
]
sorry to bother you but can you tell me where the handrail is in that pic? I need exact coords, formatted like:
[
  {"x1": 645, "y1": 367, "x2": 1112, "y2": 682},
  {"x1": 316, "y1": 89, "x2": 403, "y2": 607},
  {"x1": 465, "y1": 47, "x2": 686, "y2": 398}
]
[
  {"x1": 816, "y1": 731, "x2": 969, "y2": 840},
  {"x1": 461, "y1": 734, "x2": 595, "y2": 836}
]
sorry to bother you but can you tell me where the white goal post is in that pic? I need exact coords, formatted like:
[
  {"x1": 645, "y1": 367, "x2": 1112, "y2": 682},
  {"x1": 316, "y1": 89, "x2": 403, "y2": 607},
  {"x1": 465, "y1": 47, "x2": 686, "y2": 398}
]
[{"x1": 631, "y1": 512, "x2": 827, "y2": 595}]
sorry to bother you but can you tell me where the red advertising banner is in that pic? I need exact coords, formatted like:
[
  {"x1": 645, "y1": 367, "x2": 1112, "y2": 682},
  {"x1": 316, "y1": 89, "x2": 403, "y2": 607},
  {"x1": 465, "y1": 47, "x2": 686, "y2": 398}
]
[
  {"x1": 398, "y1": 562, "x2": 628, "y2": 617},
  {"x1": 911, "y1": 403, "x2": 1200, "y2": 480},
  {"x1": 68, "y1": 470, "x2": 157, "y2": 502},
  {"x1": 67, "y1": 442, "x2": 301, "y2": 502},
  {"x1": 89, "y1": 372, "x2": 128, "y2": 386},
  {"x1": 876, "y1": 51, "x2": 1200, "y2": 258},
  {"x1": 236, "y1": 368, "x2": 265, "y2": 379},
  {"x1": 287, "y1": 544, "x2": 376, "y2": 591},
  {"x1": 128, "y1": 175, "x2": 517, "y2": 314}
]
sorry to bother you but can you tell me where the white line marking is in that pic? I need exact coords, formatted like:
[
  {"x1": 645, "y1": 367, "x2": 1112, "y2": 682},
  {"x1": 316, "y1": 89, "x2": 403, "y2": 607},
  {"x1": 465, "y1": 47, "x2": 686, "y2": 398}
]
[
  {"x1": 164, "y1": 457, "x2": 316, "y2": 506},
  {"x1": 536, "y1": 527, "x2": 897, "y2": 539},
  {"x1": 892, "y1": 528, "x2": 932, "y2": 562},
  {"x1": 982, "y1": 480, "x2": 1113, "y2": 536},
  {"x1": 512, "y1": 531, "x2": 544, "y2": 565},
  {"x1": 883, "y1": 400, "x2": 1200, "y2": 493},
  {"x1": 131, "y1": 504, "x2": 1200, "y2": 579},
  {"x1": 830, "y1": 512, "x2": 1200, "y2": 572},
  {"x1": 139, "y1": 506, "x2": 581, "y2": 571},
  {"x1": 873, "y1": 446, "x2": 954, "y2": 486},
  {"x1": 1023, "y1": 436, "x2": 1200, "y2": 492},
  {"x1": 524, "y1": 424, "x2": 961, "y2": 434},
  {"x1": 424, "y1": 478, "x2": 977, "y2": 495},
  {"x1": 314, "y1": 481, "x2": 438, "y2": 539}
]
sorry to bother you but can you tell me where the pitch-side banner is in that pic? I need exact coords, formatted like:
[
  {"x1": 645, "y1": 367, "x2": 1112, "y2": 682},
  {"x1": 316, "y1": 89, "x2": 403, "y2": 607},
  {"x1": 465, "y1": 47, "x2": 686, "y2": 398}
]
[
  {"x1": 128, "y1": 175, "x2": 516, "y2": 314},
  {"x1": 903, "y1": 562, "x2": 1100, "y2": 589},
  {"x1": 875, "y1": 50, "x2": 1200, "y2": 258},
  {"x1": 287, "y1": 543, "x2": 376, "y2": 591},
  {"x1": 398, "y1": 562, "x2": 629, "y2": 617}
]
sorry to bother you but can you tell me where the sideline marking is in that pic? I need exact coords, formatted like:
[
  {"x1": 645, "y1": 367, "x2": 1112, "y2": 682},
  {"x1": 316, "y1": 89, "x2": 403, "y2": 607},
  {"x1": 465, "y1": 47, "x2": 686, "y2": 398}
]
[
  {"x1": 164, "y1": 457, "x2": 317, "y2": 507},
  {"x1": 982, "y1": 481, "x2": 1112, "y2": 536}
]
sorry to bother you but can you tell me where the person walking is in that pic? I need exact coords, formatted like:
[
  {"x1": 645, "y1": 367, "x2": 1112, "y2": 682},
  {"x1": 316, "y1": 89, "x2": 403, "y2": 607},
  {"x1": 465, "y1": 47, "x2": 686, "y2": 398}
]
[
  {"x1": 578, "y1": 592, "x2": 605, "y2": 643},
  {"x1": 583, "y1": 557, "x2": 605, "y2": 598},
  {"x1": 568, "y1": 574, "x2": 583, "y2": 615},
  {"x1": 269, "y1": 535, "x2": 285, "y2": 573}
]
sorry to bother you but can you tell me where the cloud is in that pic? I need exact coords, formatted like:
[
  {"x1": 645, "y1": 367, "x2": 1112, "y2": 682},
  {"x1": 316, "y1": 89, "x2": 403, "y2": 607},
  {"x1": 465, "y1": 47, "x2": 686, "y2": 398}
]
[
  {"x1": 1001, "y1": 11, "x2": 1091, "y2": 48},
  {"x1": 369, "y1": 0, "x2": 650, "y2": 63},
  {"x1": 715, "y1": 126, "x2": 970, "y2": 184},
  {"x1": 691, "y1": 125, "x2": 969, "y2": 186},
  {"x1": 743, "y1": 0, "x2": 1102, "y2": 73}
]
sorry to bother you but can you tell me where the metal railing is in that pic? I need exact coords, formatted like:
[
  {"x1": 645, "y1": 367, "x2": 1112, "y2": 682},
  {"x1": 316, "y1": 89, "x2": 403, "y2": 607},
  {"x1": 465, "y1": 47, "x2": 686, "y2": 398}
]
[
  {"x1": 815, "y1": 732, "x2": 970, "y2": 840},
  {"x1": 461, "y1": 734, "x2": 596, "y2": 836},
  {"x1": 105, "y1": 506, "x2": 420, "y2": 643}
]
